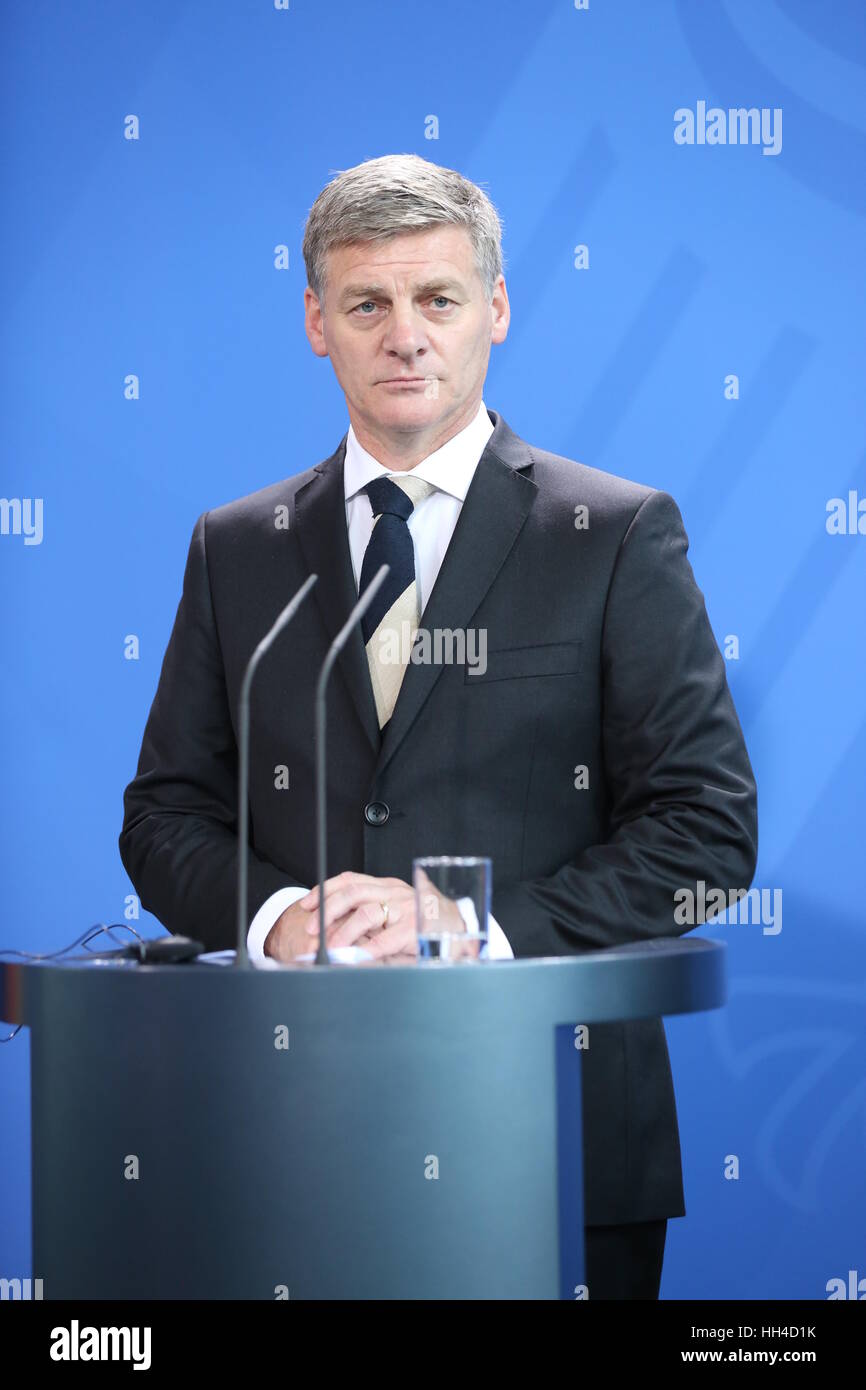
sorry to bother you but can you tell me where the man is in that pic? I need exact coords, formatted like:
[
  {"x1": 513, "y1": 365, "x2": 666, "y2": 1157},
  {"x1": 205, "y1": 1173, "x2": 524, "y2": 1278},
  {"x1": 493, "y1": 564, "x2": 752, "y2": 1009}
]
[{"x1": 119, "y1": 153, "x2": 758, "y2": 1299}]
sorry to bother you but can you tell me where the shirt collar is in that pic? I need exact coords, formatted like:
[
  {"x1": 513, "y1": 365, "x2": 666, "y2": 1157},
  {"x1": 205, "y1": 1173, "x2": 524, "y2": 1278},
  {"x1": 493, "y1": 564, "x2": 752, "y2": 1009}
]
[{"x1": 343, "y1": 399, "x2": 494, "y2": 504}]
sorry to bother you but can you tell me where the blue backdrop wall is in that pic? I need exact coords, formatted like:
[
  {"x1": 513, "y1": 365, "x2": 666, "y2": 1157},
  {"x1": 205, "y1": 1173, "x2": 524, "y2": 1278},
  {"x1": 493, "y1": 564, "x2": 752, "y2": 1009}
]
[{"x1": 2, "y1": 0, "x2": 864, "y2": 1300}]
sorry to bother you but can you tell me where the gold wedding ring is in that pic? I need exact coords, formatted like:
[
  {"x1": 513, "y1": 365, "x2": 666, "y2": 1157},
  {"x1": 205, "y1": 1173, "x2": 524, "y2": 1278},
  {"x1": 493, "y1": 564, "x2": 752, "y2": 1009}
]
[{"x1": 380, "y1": 901, "x2": 389, "y2": 925}]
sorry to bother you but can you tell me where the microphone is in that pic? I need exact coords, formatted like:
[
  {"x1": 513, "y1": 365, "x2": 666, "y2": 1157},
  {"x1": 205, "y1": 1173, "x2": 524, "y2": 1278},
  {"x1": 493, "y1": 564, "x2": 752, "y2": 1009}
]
[
  {"x1": 314, "y1": 564, "x2": 390, "y2": 965},
  {"x1": 235, "y1": 574, "x2": 319, "y2": 968}
]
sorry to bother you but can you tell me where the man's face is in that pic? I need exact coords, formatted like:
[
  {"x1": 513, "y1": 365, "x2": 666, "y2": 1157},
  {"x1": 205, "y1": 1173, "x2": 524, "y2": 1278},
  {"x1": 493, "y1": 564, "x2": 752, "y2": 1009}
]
[{"x1": 304, "y1": 225, "x2": 509, "y2": 443}]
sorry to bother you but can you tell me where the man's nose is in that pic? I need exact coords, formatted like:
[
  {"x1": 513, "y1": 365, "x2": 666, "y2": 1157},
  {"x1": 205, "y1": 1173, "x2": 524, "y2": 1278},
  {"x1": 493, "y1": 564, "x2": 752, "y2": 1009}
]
[{"x1": 381, "y1": 302, "x2": 428, "y2": 355}]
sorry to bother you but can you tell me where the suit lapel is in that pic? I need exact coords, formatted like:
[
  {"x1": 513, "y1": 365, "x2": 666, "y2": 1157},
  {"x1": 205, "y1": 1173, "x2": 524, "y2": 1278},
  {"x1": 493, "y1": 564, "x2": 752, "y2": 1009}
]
[
  {"x1": 291, "y1": 409, "x2": 539, "y2": 771},
  {"x1": 376, "y1": 422, "x2": 537, "y2": 777}
]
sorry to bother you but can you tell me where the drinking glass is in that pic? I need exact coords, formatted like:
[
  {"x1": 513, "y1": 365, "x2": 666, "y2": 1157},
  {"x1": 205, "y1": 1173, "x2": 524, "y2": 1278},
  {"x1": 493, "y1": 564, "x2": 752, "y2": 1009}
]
[{"x1": 413, "y1": 856, "x2": 490, "y2": 962}]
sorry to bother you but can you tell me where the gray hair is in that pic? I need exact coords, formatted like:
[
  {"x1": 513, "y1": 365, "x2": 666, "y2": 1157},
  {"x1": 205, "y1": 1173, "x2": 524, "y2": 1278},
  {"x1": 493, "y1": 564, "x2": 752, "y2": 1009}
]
[{"x1": 301, "y1": 153, "x2": 506, "y2": 307}]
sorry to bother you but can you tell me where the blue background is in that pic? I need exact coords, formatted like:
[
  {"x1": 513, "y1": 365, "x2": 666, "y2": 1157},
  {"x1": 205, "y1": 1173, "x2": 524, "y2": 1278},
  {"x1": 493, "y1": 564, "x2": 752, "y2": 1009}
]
[{"x1": 2, "y1": 0, "x2": 864, "y2": 1299}]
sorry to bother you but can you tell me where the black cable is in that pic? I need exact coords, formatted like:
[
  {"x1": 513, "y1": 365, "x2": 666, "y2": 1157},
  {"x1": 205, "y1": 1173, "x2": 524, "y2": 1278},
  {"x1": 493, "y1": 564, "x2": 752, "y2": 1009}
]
[
  {"x1": 82, "y1": 923, "x2": 145, "y2": 953},
  {"x1": 0, "y1": 921, "x2": 145, "y2": 962},
  {"x1": 0, "y1": 923, "x2": 149, "y2": 1041}
]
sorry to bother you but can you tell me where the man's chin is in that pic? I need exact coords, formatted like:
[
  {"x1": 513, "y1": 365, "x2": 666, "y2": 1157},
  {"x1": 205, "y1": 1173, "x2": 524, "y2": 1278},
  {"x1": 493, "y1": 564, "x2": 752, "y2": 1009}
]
[{"x1": 372, "y1": 400, "x2": 445, "y2": 431}]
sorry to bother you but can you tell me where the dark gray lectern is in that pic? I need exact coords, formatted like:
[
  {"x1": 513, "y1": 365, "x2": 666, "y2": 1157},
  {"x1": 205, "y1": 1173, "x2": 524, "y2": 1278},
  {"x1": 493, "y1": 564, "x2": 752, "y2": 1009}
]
[{"x1": 0, "y1": 938, "x2": 724, "y2": 1299}]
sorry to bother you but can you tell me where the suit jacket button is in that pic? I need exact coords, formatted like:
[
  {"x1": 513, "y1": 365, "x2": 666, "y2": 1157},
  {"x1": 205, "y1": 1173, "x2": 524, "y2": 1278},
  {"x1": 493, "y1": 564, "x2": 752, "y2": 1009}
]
[{"x1": 364, "y1": 801, "x2": 389, "y2": 826}]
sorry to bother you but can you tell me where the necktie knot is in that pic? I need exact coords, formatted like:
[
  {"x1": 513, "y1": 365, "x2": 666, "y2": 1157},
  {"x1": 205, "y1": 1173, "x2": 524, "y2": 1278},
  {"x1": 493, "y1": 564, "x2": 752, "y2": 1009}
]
[{"x1": 364, "y1": 474, "x2": 435, "y2": 520}]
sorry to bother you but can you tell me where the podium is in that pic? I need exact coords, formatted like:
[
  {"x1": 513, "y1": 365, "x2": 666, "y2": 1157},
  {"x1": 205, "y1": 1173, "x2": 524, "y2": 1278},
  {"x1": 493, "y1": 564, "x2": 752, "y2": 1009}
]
[{"x1": 0, "y1": 937, "x2": 724, "y2": 1299}]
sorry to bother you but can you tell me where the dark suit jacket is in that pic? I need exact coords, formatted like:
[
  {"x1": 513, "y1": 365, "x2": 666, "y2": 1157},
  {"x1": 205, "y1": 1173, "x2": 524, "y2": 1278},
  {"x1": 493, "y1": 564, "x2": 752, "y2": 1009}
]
[{"x1": 119, "y1": 407, "x2": 758, "y2": 1226}]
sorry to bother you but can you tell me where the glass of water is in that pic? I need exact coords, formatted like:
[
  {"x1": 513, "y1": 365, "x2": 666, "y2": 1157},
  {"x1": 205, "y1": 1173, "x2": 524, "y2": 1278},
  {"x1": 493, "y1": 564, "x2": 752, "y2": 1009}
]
[{"x1": 413, "y1": 856, "x2": 491, "y2": 962}]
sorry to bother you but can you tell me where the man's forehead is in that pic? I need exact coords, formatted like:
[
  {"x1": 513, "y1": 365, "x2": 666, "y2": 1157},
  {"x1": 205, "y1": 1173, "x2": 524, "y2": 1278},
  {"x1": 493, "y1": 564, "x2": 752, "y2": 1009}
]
[{"x1": 330, "y1": 228, "x2": 476, "y2": 283}]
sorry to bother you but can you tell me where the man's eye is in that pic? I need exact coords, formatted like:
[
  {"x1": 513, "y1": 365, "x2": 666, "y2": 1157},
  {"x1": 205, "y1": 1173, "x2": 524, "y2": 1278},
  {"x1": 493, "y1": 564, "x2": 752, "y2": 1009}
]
[{"x1": 353, "y1": 297, "x2": 452, "y2": 314}]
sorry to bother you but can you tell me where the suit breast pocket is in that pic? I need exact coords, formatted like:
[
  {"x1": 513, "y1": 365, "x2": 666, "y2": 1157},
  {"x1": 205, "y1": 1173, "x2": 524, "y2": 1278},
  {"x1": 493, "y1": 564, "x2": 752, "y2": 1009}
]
[{"x1": 463, "y1": 639, "x2": 584, "y2": 684}]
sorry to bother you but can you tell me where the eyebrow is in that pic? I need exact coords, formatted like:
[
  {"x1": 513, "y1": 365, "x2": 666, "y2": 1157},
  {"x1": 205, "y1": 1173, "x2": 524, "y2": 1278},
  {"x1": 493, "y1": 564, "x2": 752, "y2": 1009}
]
[{"x1": 337, "y1": 278, "x2": 465, "y2": 306}]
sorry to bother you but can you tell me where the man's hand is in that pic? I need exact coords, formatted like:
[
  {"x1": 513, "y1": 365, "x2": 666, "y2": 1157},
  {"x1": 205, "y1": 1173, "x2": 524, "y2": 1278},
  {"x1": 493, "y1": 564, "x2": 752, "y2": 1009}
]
[
  {"x1": 297, "y1": 872, "x2": 419, "y2": 960},
  {"x1": 263, "y1": 897, "x2": 327, "y2": 962}
]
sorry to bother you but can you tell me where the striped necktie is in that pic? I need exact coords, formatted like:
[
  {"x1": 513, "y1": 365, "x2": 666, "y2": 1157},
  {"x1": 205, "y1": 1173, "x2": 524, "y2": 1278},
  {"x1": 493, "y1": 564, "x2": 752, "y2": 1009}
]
[{"x1": 359, "y1": 474, "x2": 435, "y2": 729}]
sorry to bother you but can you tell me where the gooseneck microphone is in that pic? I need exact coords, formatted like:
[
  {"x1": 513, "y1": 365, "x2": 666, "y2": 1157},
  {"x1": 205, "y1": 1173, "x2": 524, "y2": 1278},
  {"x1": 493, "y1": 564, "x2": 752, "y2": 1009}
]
[
  {"x1": 314, "y1": 564, "x2": 390, "y2": 965},
  {"x1": 235, "y1": 575, "x2": 319, "y2": 969}
]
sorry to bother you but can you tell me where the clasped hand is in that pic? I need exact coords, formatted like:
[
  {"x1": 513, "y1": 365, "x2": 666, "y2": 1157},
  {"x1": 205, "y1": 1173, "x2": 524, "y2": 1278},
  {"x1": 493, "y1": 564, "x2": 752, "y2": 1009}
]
[{"x1": 263, "y1": 870, "x2": 464, "y2": 964}]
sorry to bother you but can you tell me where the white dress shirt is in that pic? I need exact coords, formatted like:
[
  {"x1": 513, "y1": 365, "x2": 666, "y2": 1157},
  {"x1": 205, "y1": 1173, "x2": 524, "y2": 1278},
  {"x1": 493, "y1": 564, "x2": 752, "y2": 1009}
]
[{"x1": 246, "y1": 399, "x2": 514, "y2": 964}]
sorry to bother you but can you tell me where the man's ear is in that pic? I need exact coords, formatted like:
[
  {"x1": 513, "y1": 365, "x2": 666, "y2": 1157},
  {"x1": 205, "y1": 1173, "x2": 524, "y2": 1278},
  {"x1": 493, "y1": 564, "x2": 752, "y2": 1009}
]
[
  {"x1": 304, "y1": 287, "x2": 329, "y2": 358},
  {"x1": 490, "y1": 274, "x2": 510, "y2": 346}
]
